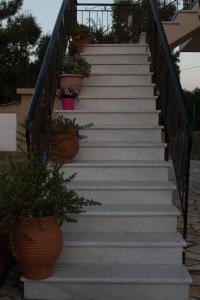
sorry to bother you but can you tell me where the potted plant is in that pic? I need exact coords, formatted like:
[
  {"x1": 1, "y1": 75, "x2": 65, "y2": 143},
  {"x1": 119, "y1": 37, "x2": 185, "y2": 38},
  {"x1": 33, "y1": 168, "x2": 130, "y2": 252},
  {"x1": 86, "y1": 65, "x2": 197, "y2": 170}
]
[
  {"x1": 0, "y1": 157, "x2": 100, "y2": 280},
  {"x1": 58, "y1": 88, "x2": 78, "y2": 110},
  {"x1": 59, "y1": 55, "x2": 91, "y2": 91},
  {"x1": 48, "y1": 116, "x2": 93, "y2": 164},
  {"x1": 71, "y1": 24, "x2": 92, "y2": 52}
]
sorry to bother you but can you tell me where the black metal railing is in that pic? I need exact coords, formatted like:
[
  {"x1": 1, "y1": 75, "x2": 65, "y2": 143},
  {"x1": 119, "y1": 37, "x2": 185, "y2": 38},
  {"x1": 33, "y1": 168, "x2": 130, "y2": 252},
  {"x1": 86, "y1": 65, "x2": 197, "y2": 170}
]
[
  {"x1": 146, "y1": 0, "x2": 192, "y2": 252},
  {"x1": 76, "y1": 0, "x2": 194, "y2": 32},
  {"x1": 25, "y1": 0, "x2": 76, "y2": 155}
]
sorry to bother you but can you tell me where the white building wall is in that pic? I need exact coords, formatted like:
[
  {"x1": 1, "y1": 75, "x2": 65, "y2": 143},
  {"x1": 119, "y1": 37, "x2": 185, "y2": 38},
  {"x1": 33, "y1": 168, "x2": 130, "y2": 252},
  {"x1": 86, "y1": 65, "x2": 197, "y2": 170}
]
[{"x1": 0, "y1": 113, "x2": 17, "y2": 151}]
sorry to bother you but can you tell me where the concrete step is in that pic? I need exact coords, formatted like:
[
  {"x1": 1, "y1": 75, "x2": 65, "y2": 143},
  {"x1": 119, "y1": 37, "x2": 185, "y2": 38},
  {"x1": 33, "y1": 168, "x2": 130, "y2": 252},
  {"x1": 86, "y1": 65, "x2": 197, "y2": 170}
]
[
  {"x1": 67, "y1": 181, "x2": 175, "y2": 205},
  {"x1": 62, "y1": 204, "x2": 179, "y2": 233},
  {"x1": 80, "y1": 125, "x2": 163, "y2": 142},
  {"x1": 83, "y1": 53, "x2": 149, "y2": 64},
  {"x1": 91, "y1": 63, "x2": 151, "y2": 74},
  {"x1": 83, "y1": 43, "x2": 148, "y2": 54},
  {"x1": 83, "y1": 74, "x2": 152, "y2": 85},
  {"x1": 55, "y1": 110, "x2": 159, "y2": 125},
  {"x1": 79, "y1": 85, "x2": 155, "y2": 98},
  {"x1": 62, "y1": 160, "x2": 170, "y2": 182},
  {"x1": 76, "y1": 97, "x2": 157, "y2": 111},
  {"x1": 75, "y1": 141, "x2": 166, "y2": 161},
  {"x1": 59, "y1": 232, "x2": 185, "y2": 264},
  {"x1": 24, "y1": 264, "x2": 191, "y2": 300}
]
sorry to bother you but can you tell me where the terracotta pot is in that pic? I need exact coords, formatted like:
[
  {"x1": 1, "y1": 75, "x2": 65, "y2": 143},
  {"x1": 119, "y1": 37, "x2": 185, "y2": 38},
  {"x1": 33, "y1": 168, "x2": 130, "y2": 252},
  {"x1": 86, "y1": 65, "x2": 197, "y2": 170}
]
[
  {"x1": 59, "y1": 74, "x2": 83, "y2": 91},
  {"x1": 48, "y1": 129, "x2": 79, "y2": 164},
  {"x1": 73, "y1": 39, "x2": 88, "y2": 53},
  {"x1": 62, "y1": 97, "x2": 75, "y2": 110},
  {"x1": 15, "y1": 216, "x2": 63, "y2": 280}
]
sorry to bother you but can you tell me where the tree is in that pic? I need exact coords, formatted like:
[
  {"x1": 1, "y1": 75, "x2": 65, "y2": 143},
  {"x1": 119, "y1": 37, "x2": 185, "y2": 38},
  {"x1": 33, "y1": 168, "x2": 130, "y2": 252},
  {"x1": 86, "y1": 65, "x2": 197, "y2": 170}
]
[
  {"x1": 111, "y1": 0, "x2": 176, "y2": 43},
  {"x1": 184, "y1": 88, "x2": 200, "y2": 130},
  {"x1": 0, "y1": 0, "x2": 41, "y2": 103}
]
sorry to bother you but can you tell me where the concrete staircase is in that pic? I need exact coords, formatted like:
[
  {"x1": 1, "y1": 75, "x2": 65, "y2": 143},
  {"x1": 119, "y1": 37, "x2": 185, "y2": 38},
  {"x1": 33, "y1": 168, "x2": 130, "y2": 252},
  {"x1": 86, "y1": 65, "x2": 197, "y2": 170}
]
[{"x1": 24, "y1": 43, "x2": 191, "y2": 300}]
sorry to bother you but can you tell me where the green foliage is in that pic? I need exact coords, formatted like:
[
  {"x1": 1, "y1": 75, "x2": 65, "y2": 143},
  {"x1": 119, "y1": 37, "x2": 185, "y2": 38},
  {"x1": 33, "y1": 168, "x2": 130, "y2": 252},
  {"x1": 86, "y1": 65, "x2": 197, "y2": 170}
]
[
  {"x1": 111, "y1": 0, "x2": 176, "y2": 43},
  {"x1": 0, "y1": 156, "x2": 100, "y2": 237},
  {"x1": 0, "y1": 0, "x2": 23, "y2": 20},
  {"x1": 90, "y1": 22, "x2": 116, "y2": 44},
  {"x1": 184, "y1": 88, "x2": 200, "y2": 130},
  {"x1": 61, "y1": 55, "x2": 91, "y2": 78},
  {"x1": 57, "y1": 88, "x2": 79, "y2": 99},
  {"x1": 48, "y1": 115, "x2": 93, "y2": 140},
  {"x1": 159, "y1": 3, "x2": 176, "y2": 21},
  {"x1": 68, "y1": 41, "x2": 79, "y2": 57},
  {"x1": 0, "y1": 1, "x2": 50, "y2": 103},
  {"x1": 112, "y1": 0, "x2": 145, "y2": 43},
  {"x1": 71, "y1": 24, "x2": 92, "y2": 41}
]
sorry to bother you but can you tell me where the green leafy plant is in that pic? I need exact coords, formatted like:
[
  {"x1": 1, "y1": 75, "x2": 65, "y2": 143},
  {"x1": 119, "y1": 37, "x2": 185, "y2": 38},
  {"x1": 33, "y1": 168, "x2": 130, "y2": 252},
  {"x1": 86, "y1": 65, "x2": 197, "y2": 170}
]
[
  {"x1": 71, "y1": 24, "x2": 92, "y2": 41},
  {"x1": 48, "y1": 115, "x2": 93, "y2": 140},
  {"x1": 61, "y1": 55, "x2": 91, "y2": 78},
  {"x1": 57, "y1": 88, "x2": 79, "y2": 99},
  {"x1": 0, "y1": 157, "x2": 100, "y2": 238},
  {"x1": 68, "y1": 41, "x2": 79, "y2": 57}
]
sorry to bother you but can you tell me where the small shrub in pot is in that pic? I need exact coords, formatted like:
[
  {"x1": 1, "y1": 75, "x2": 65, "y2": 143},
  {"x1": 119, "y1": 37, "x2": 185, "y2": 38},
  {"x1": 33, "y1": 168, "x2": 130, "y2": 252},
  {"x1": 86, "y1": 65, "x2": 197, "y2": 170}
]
[{"x1": 0, "y1": 156, "x2": 100, "y2": 280}]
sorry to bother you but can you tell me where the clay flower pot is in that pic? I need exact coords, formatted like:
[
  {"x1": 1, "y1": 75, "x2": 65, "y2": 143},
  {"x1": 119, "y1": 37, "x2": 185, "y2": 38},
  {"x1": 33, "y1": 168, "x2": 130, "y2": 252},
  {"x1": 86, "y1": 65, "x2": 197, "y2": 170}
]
[
  {"x1": 59, "y1": 74, "x2": 83, "y2": 91},
  {"x1": 15, "y1": 216, "x2": 63, "y2": 280},
  {"x1": 74, "y1": 39, "x2": 88, "y2": 53},
  {"x1": 62, "y1": 97, "x2": 75, "y2": 110},
  {"x1": 48, "y1": 128, "x2": 79, "y2": 164}
]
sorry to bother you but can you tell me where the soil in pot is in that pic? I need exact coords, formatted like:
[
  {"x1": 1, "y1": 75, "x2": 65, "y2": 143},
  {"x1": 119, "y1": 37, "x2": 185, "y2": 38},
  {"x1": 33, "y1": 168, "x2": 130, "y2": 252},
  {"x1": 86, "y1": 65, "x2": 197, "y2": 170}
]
[
  {"x1": 48, "y1": 129, "x2": 80, "y2": 164},
  {"x1": 62, "y1": 97, "x2": 75, "y2": 110},
  {"x1": 15, "y1": 216, "x2": 63, "y2": 280},
  {"x1": 59, "y1": 74, "x2": 83, "y2": 91}
]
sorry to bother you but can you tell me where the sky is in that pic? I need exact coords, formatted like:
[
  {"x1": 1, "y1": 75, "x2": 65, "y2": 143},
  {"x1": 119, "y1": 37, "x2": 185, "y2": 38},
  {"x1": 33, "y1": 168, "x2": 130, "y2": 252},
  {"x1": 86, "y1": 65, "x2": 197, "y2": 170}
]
[{"x1": 22, "y1": 0, "x2": 200, "y2": 90}]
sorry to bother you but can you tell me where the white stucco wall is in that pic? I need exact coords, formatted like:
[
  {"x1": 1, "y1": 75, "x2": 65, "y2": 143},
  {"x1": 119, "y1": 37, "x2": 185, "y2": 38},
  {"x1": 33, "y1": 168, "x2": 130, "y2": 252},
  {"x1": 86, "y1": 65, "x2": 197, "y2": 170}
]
[{"x1": 0, "y1": 113, "x2": 17, "y2": 151}]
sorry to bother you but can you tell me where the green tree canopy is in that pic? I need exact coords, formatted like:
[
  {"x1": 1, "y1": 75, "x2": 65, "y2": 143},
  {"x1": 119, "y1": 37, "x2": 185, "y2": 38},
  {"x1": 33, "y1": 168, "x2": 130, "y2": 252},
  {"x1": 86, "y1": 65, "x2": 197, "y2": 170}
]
[{"x1": 0, "y1": 0, "x2": 50, "y2": 103}]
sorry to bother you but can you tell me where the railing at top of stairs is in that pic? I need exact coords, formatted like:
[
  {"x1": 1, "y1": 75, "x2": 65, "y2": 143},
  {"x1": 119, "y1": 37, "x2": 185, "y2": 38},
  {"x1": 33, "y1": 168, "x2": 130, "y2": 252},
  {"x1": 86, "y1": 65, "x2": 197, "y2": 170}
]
[{"x1": 26, "y1": 0, "x2": 192, "y2": 261}]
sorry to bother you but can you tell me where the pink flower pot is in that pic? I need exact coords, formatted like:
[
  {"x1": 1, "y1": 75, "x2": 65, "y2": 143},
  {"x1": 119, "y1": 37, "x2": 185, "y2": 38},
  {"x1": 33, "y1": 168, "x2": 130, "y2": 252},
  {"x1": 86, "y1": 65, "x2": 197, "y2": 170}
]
[{"x1": 62, "y1": 98, "x2": 75, "y2": 110}]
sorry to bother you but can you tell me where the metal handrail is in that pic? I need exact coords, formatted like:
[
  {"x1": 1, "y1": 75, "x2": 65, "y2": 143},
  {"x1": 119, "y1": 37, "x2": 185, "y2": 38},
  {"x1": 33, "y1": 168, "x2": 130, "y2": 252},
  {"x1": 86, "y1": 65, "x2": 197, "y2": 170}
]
[
  {"x1": 25, "y1": 0, "x2": 76, "y2": 153},
  {"x1": 147, "y1": 0, "x2": 192, "y2": 252}
]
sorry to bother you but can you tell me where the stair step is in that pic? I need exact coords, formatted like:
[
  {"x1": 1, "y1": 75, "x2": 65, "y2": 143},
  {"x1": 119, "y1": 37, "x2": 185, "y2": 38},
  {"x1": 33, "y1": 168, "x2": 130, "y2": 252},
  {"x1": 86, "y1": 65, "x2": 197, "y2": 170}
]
[
  {"x1": 79, "y1": 85, "x2": 155, "y2": 98},
  {"x1": 80, "y1": 125, "x2": 163, "y2": 142},
  {"x1": 83, "y1": 53, "x2": 149, "y2": 64},
  {"x1": 92, "y1": 63, "x2": 151, "y2": 74},
  {"x1": 59, "y1": 232, "x2": 185, "y2": 264},
  {"x1": 68, "y1": 181, "x2": 175, "y2": 205},
  {"x1": 63, "y1": 160, "x2": 170, "y2": 181},
  {"x1": 24, "y1": 264, "x2": 191, "y2": 300},
  {"x1": 83, "y1": 74, "x2": 152, "y2": 85},
  {"x1": 75, "y1": 141, "x2": 166, "y2": 161},
  {"x1": 76, "y1": 97, "x2": 157, "y2": 110},
  {"x1": 83, "y1": 43, "x2": 148, "y2": 54},
  {"x1": 55, "y1": 110, "x2": 159, "y2": 125},
  {"x1": 62, "y1": 204, "x2": 179, "y2": 233}
]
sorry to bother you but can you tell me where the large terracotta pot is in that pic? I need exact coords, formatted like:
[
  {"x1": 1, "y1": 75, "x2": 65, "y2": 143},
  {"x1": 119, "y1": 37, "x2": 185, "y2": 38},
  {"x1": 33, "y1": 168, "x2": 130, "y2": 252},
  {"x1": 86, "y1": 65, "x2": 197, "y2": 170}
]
[
  {"x1": 59, "y1": 74, "x2": 83, "y2": 91},
  {"x1": 15, "y1": 216, "x2": 63, "y2": 280},
  {"x1": 48, "y1": 129, "x2": 79, "y2": 164}
]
